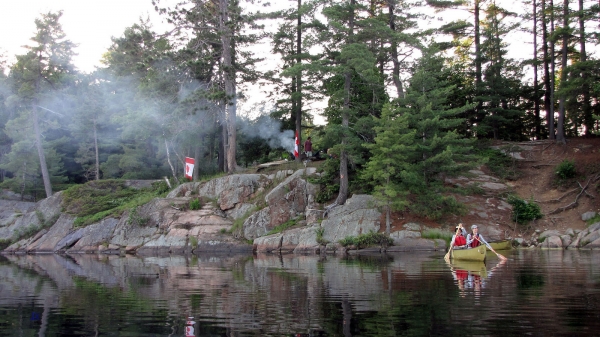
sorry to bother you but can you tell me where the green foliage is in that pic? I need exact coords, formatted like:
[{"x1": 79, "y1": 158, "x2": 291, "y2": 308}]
[
  {"x1": 266, "y1": 218, "x2": 299, "y2": 236},
  {"x1": 337, "y1": 231, "x2": 393, "y2": 249},
  {"x1": 409, "y1": 190, "x2": 467, "y2": 220},
  {"x1": 422, "y1": 229, "x2": 454, "y2": 247},
  {"x1": 189, "y1": 198, "x2": 201, "y2": 210},
  {"x1": 63, "y1": 179, "x2": 165, "y2": 228},
  {"x1": 127, "y1": 207, "x2": 150, "y2": 227},
  {"x1": 477, "y1": 145, "x2": 519, "y2": 180},
  {"x1": 361, "y1": 49, "x2": 480, "y2": 220},
  {"x1": 338, "y1": 236, "x2": 355, "y2": 247},
  {"x1": 315, "y1": 227, "x2": 328, "y2": 245},
  {"x1": 586, "y1": 214, "x2": 600, "y2": 226},
  {"x1": 508, "y1": 195, "x2": 543, "y2": 225},
  {"x1": 555, "y1": 160, "x2": 576, "y2": 180},
  {"x1": 189, "y1": 236, "x2": 198, "y2": 248},
  {"x1": 307, "y1": 158, "x2": 340, "y2": 203}
]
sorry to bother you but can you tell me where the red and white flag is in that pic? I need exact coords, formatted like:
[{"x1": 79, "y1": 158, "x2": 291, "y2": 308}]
[
  {"x1": 185, "y1": 157, "x2": 195, "y2": 180},
  {"x1": 294, "y1": 130, "x2": 299, "y2": 158}
]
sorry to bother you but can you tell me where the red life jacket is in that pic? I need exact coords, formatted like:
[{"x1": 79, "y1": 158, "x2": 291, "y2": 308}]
[
  {"x1": 456, "y1": 269, "x2": 468, "y2": 280},
  {"x1": 454, "y1": 235, "x2": 466, "y2": 246},
  {"x1": 470, "y1": 234, "x2": 481, "y2": 248}
]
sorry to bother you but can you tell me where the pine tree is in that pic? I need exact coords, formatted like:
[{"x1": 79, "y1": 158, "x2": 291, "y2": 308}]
[
  {"x1": 476, "y1": 3, "x2": 527, "y2": 140},
  {"x1": 364, "y1": 49, "x2": 480, "y2": 219},
  {"x1": 4, "y1": 12, "x2": 75, "y2": 197}
]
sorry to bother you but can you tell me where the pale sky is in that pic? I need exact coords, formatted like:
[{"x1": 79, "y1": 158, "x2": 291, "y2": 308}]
[{"x1": 0, "y1": 0, "x2": 168, "y2": 72}]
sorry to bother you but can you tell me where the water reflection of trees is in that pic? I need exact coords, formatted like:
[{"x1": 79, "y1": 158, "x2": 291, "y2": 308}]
[{"x1": 2, "y1": 252, "x2": 600, "y2": 336}]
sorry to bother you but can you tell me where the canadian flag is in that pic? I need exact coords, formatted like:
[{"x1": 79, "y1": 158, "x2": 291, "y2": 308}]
[
  {"x1": 185, "y1": 157, "x2": 195, "y2": 180},
  {"x1": 294, "y1": 130, "x2": 299, "y2": 158}
]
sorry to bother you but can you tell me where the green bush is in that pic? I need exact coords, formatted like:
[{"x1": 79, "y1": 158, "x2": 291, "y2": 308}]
[
  {"x1": 315, "y1": 227, "x2": 328, "y2": 245},
  {"x1": 508, "y1": 195, "x2": 543, "y2": 225},
  {"x1": 339, "y1": 236, "x2": 355, "y2": 247},
  {"x1": 555, "y1": 160, "x2": 576, "y2": 180},
  {"x1": 189, "y1": 198, "x2": 201, "y2": 210},
  {"x1": 338, "y1": 231, "x2": 393, "y2": 249}
]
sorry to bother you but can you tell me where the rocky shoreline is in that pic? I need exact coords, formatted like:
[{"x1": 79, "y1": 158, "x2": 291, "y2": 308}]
[{"x1": 0, "y1": 168, "x2": 598, "y2": 256}]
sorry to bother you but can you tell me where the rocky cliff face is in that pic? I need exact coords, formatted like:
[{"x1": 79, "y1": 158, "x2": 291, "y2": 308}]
[{"x1": 0, "y1": 167, "x2": 450, "y2": 255}]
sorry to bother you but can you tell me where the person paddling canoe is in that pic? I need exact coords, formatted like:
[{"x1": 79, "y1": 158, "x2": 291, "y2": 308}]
[
  {"x1": 467, "y1": 225, "x2": 507, "y2": 260},
  {"x1": 452, "y1": 223, "x2": 468, "y2": 249}
]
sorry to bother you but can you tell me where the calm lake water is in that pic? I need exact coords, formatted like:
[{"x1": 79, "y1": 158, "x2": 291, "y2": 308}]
[{"x1": 0, "y1": 249, "x2": 599, "y2": 336}]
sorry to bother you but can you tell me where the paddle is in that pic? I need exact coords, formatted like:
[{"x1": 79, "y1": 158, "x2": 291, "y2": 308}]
[
  {"x1": 444, "y1": 227, "x2": 462, "y2": 261},
  {"x1": 473, "y1": 235, "x2": 507, "y2": 261}
]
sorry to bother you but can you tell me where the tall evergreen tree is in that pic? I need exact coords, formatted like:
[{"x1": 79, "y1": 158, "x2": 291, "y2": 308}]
[
  {"x1": 153, "y1": 0, "x2": 264, "y2": 174},
  {"x1": 318, "y1": 0, "x2": 386, "y2": 207},
  {"x1": 476, "y1": 3, "x2": 527, "y2": 140},
  {"x1": 4, "y1": 11, "x2": 75, "y2": 197},
  {"x1": 364, "y1": 49, "x2": 480, "y2": 219}
]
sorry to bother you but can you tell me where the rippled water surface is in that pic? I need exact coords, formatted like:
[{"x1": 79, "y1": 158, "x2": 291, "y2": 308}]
[{"x1": 1, "y1": 249, "x2": 599, "y2": 336}]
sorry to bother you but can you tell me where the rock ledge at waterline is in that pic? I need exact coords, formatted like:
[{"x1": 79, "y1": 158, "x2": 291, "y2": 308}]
[
  {"x1": 0, "y1": 170, "x2": 441, "y2": 255},
  {"x1": 1, "y1": 168, "x2": 595, "y2": 256}
]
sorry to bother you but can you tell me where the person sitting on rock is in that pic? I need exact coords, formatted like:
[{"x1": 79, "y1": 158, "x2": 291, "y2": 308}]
[{"x1": 451, "y1": 223, "x2": 468, "y2": 249}]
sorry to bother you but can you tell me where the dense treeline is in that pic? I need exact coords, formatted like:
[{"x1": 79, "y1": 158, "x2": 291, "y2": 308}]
[{"x1": 0, "y1": 0, "x2": 598, "y2": 217}]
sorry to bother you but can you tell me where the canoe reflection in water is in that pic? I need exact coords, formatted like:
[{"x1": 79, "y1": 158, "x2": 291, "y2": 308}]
[{"x1": 449, "y1": 259, "x2": 506, "y2": 298}]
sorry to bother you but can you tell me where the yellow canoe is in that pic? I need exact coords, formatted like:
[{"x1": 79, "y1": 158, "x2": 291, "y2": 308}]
[
  {"x1": 450, "y1": 245, "x2": 486, "y2": 262},
  {"x1": 487, "y1": 240, "x2": 512, "y2": 251}
]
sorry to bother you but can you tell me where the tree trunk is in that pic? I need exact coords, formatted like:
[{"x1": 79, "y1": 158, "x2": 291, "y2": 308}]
[
  {"x1": 579, "y1": 0, "x2": 592, "y2": 135},
  {"x1": 93, "y1": 119, "x2": 100, "y2": 180},
  {"x1": 534, "y1": 0, "x2": 541, "y2": 139},
  {"x1": 164, "y1": 136, "x2": 178, "y2": 181},
  {"x1": 549, "y1": 0, "x2": 556, "y2": 139},
  {"x1": 296, "y1": 0, "x2": 303, "y2": 162},
  {"x1": 32, "y1": 104, "x2": 52, "y2": 198},
  {"x1": 542, "y1": 0, "x2": 552, "y2": 139},
  {"x1": 220, "y1": 0, "x2": 237, "y2": 173},
  {"x1": 21, "y1": 162, "x2": 26, "y2": 201},
  {"x1": 474, "y1": 0, "x2": 482, "y2": 87},
  {"x1": 388, "y1": 1, "x2": 405, "y2": 98},
  {"x1": 335, "y1": 0, "x2": 355, "y2": 206},
  {"x1": 556, "y1": 0, "x2": 568, "y2": 144},
  {"x1": 218, "y1": 122, "x2": 225, "y2": 172},
  {"x1": 474, "y1": 0, "x2": 483, "y2": 127}
]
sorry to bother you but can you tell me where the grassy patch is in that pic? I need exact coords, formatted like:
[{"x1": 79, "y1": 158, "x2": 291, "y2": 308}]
[
  {"x1": 266, "y1": 218, "x2": 299, "y2": 236},
  {"x1": 586, "y1": 214, "x2": 600, "y2": 226},
  {"x1": 422, "y1": 228, "x2": 453, "y2": 247},
  {"x1": 62, "y1": 179, "x2": 169, "y2": 228}
]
